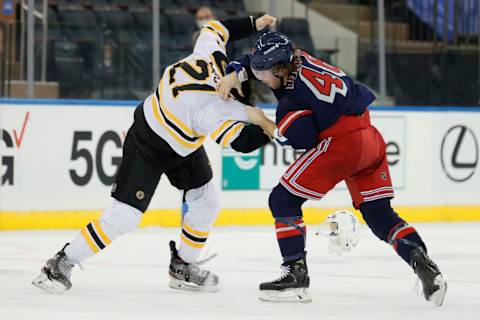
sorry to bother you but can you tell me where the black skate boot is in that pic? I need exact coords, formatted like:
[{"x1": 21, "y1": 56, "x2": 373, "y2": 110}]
[
  {"x1": 32, "y1": 244, "x2": 75, "y2": 294},
  {"x1": 410, "y1": 247, "x2": 447, "y2": 306},
  {"x1": 168, "y1": 241, "x2": 219, "y2": 292},
  {"x1": 259, "y1": 257, "x2": 311, "y2": 302}
]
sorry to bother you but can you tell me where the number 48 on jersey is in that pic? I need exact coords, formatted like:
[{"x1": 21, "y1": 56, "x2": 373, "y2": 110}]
[{"x1": 299, "y1": 52, "x2": 348, "y2": 104}]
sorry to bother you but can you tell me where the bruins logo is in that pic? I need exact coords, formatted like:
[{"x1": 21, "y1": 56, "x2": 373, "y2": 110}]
[{"x1": 136, "y1": 190, "x2": 145, "y2": 200}]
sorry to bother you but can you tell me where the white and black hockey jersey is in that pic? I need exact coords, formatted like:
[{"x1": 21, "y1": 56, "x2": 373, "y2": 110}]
[{"x1": 143, "y1": 20, "x2": 249, "y2": 157}]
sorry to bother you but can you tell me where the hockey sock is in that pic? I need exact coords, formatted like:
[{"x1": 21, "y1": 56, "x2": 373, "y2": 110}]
[
  {"x1": 387, "y1": 222, "x2": 426, "y2": 264},
  {"x1": 269, "y1": 184, "x2": 308, "y2": 262},
  {"x1": 275, "y1": 217, "x2": 307, "y2": 262},
  {"x1": 177, "y1": 180, "x2": 220, "y2": 264},
  {"x1": 65, "y1": 200, "x2": 142, "y2": 264},
  {"x1": 178, "y1": 222, "x2": 210, "y2": 263},
  {"x1": 360, "y1": 199, "x2": 427, "y2": 265}
]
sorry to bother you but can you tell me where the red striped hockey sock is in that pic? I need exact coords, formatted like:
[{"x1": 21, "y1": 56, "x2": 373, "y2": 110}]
[
  {"x1": 275, "y1": 217, "x2": 307, "y2": 262},
  {"x1": 388, "y1": 222, "x2": 427, "y2": 264}
]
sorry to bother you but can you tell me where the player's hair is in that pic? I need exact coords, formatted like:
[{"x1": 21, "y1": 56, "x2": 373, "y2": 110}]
[{"x1": 271, "y1": 47, "x2": 300, "y2": 76}]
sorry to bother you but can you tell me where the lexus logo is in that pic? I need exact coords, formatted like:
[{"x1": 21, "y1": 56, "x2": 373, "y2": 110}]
[{"x1": 440, "y1": 125, "x2": 478, "y2": 182}]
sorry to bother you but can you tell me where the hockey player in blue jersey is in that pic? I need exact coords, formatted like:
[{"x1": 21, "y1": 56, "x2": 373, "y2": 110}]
[{"x1": 218, "y1": 31, "x2": 447, "y2": 305}]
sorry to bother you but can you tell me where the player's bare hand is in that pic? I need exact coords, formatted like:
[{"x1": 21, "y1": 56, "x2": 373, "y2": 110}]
[
  {"x1": 255, "y1": 15, "x2": 277, "y2": 31},
  {"x1": 246, "y1": 106, "x2": 267, "y2": 125},
  {"x1": 217, "y1": 72, "x2": 243, "y2": 100}
]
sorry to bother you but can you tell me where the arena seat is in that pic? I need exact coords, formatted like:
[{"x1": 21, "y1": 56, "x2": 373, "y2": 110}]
[
  {"x1": 279, "y1": 17, "x2": 315, "y2": 54},
  {"x1": 212, "y1": 0, "x2": 245, "y2": 13},
  {"x1": 166, "y1": 11, "x2": 197, "y2": 50},
  {"x1": 159, "y1": 0, "x2": 180, "y2": 10},
  {"x1": 53, "y1": 40, "x2": 86, "y2": 97},
  {"x1": 57, "y1": 8, "x2": 98, "y2": 42},
  {"x1": 97, "y1": 10, "x2": 137, "y2": 44},
  {"x1": 177, "y1": 0, "x2": 212, "y2": 11}
]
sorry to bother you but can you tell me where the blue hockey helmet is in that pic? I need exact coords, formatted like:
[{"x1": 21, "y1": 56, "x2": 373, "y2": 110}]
[{"x1": 249, "y1": 31, "x2": 294, "y2": 71}]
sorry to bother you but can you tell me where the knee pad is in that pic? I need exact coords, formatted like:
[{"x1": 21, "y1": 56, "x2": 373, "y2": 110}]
[
  {"x1": 269, "y1": 184, "x2": 306, "y2": 218},
  {"x1": 100, "y1": 199, "x2": 143, "y2": 238},
  {"x1": 183, "y1": 180, "x2": 220, "y2": 228}
]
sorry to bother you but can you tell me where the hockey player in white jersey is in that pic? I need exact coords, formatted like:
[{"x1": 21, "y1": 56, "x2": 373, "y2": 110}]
[{"x1": 32, "y1": 14, "x2": 277, "y2": 294}]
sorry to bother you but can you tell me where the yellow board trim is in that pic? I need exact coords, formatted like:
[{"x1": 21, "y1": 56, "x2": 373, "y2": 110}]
[
  {"x1": 183, "y1": 223, "x2": 209, "y2": 237},
  {"x1": 180, "y1": 233, "x2": 205, "y2": 248},
  {"x1": 1, "y1": 206, "x2": 480, "y2": 230},
  {"x1": 93, "y1": 219, "x2": 112, "y2": 245},
  {"x1": 81, "y1": 228, "x2": 99, "y2": 254}
]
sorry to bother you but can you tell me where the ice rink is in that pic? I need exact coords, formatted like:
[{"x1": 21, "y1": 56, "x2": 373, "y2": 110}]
[{"x1": 1, "y1": 223, "x2": 478, "y2": 320}]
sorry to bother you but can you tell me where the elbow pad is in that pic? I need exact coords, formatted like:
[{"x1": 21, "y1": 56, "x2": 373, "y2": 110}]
[{"x1": 231, "y1": 125, "x2": 271, "y2": 153}]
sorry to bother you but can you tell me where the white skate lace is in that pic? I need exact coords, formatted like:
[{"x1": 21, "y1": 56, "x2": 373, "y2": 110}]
[
  {"x1": 189, "y1": 264, "x2": 210, "y2": 280},
  {"x1": 55, "y1": 256, "x2": 72, "y2": 279},
  {"x1": 274, "y1": 265, "x2": 291, "y2": 282},
  {"x1": 58, "y1": 254, "x2": 83, "y2": 278},
  {"x1": 187, "y1": 252, "x2": 218, "y2": 283},
  {"x1": 195, "y1": 252, "x2": 217, "y2": 265}
]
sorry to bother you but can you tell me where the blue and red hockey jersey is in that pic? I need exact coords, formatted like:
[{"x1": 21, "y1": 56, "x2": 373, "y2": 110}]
[{"x1": 229, "y1": 50, "x2": 376, "y2": 149}]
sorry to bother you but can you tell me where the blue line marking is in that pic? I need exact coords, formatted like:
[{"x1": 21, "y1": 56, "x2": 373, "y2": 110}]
[
  {"x1": 1, "y1": 98, "x2": 479, "y2": 112},
  {"x1": 0, "y1": 98, "x2": 139, "y2": 106},
  {"x1": 258, "y1": 103, "x2": 480, "y2": 112}
]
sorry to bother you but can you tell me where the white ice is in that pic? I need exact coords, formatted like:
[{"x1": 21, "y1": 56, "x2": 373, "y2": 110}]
[{"x1": 0, "y1": 223, "x2": 479, "y2": 320}]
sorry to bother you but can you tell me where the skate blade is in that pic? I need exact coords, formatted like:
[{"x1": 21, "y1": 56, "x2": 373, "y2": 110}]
[
  {"x1": 31, "y1": 272, "x2": 69, "y2": 294},
  {"x1": 429, "y1": 275, "x2": 447, "y2": 307},
  {"x1": 169, "y1": 277, "x2": 219, "y2": 293},
  {"x1": 259, "y1": 288, "x2": 312, "y2": 303}
]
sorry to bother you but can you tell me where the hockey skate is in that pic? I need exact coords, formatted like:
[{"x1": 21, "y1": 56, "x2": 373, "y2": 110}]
[
  {"x1": 168, "y1": 241, "x2": 219, "y2": 292},
  {"x1": 410, "y1": 247, "x2": 447, "y2": 306},
  {"x1": 259, "y1": 258, "x2": 312, "y2": 303},
  {"x1": 32, "y1": 244, "x2": 75, "y2": 294}
]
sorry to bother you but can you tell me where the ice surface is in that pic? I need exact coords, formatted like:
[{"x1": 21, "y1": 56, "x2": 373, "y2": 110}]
[{"x1": 1, "y1": 223, "x2": 478, "y2": 320}]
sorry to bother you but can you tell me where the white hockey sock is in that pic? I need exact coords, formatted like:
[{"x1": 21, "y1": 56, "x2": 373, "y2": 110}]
[
  {"x1": 178, "y1": 180, "x2": 220, "y2": 263},
  {"x1": 65, "y1": 200, "x2": 142, "y2": 264},
  {"x1": 179, "y1": 222, "x2": 210, "y2": 263}
]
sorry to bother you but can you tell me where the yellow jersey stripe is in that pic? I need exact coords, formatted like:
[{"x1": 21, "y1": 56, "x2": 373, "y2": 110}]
[
  {"x1": 81, "y1": 227, "x2": 99, "y2": 253},
  {"x1": 151, "y1": 92, "x2": 206, "y2": 149},
  {"x1": 208, "y1": 20, "x2": 229, "y2": 43},
  {"x1": 203, "y1": 27, "x2": 226, "y2": 43},
  {"x1": 159, "y1": 79, "x2": 200, "y2": 137},
  {"x1": 183, "y1": 223, "x2": 210, "y2": 237},
  {"x1": 211, "y1": 120, "x2": 235, "y2": 140},
  {"x1": 180, "y1": 233, "x2": 205, "y2": 249},
  {"x1": 93, "y1": 219, "x2": 112, "y2": 246},
  {"x1": 220, "y1": 123, "x2": 245, "y2": 147}
]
